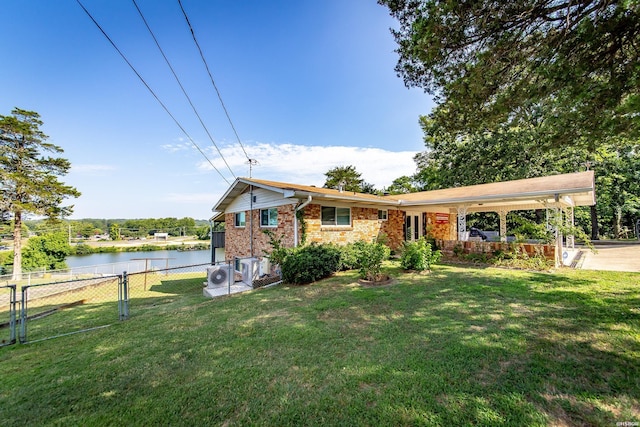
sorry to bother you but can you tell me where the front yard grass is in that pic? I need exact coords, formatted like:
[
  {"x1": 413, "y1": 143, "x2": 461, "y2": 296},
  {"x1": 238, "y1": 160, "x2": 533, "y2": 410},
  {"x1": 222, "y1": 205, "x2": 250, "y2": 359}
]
[{"x1": 0, "y1": 262, "x2": 638, "y2": 426}]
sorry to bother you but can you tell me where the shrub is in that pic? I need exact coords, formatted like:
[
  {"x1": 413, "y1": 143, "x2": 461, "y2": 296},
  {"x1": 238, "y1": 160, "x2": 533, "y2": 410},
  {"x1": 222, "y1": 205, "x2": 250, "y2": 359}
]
[
  {"x1": 339, "y1": 241, "x2": 366, "y2": 271},
  {"x1": 356, "y1": 241, "x2": 390, "y2": 281},
  {"x1": 400, "y1": 237, "x2": 442, "y2": 272},
  {"x1": 73, "y1": 243, "x2": 95, "y2": 256},
  {"x1": 281, "y1": 244, "x2": 341, "y2": 285},
  {"x1": 262, "y1": 229, "x2": 291, "y2": 268}
]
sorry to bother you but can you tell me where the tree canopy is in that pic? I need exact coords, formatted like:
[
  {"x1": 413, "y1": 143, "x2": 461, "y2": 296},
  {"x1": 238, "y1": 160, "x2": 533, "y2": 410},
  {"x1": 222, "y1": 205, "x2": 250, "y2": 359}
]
[
  {"x1": 412, "y1": 115, "x2": 640, "y2": 238},
  {"x1": 379, "y1": 0, "x2": 640, "y2": 148},
  {"x1": 0, "y1": 108, "x2": 80, "y2": 279},
  {"x1": 324, "y1": 165, "x2": 366, "y2": 192}
]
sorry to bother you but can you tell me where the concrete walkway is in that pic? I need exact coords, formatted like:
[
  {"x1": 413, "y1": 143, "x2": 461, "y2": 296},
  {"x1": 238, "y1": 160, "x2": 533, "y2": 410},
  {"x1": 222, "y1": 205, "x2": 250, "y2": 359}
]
[{"x1": 578, "y1": 241, "x2": 640, "y2": 273}]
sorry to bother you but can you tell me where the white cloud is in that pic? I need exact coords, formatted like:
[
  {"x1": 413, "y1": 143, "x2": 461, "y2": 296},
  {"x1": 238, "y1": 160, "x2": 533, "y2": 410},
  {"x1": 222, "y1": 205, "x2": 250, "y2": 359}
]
[
  {"x1": 161, "y1": 142, "x2": 192, "y2": 153},
  {"x1": 197, "y1": 142, "x2": 417, "y2": 189}
]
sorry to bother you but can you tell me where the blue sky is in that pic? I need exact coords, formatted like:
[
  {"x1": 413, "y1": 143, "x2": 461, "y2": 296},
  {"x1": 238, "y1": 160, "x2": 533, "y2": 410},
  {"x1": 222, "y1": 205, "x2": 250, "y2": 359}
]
[{"x1": 1, "y1": 1, "x2": 434, "y2": 219}]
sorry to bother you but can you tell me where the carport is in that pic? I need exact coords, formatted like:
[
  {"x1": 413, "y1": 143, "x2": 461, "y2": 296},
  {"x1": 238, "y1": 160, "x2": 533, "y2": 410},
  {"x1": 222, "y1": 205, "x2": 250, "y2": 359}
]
[{"x1": 396, "y1": 171, "x2": 596, "y2": 266}]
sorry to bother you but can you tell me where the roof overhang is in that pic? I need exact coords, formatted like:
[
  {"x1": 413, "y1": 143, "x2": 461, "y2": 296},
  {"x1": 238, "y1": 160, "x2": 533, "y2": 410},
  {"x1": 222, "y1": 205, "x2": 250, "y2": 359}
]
[{"x1": 211, "y1": 171, "x2": 595, "y2": 219}]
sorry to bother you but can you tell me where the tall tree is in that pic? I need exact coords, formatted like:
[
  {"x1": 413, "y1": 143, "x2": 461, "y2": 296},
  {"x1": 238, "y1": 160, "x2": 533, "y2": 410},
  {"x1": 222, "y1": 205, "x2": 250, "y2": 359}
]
[
  {"x1": 379, "y1": 0, "x2": 640, "y2": 149},
  {"x1": 0, "y1": 108, "x2": 80, "y2": 279},
  {"x1": 385, "y1": 175, "x2": 418, "y2": 195},
  {"x1": 412, "y1": 116, "x2": 640, "y2": 238},
  {"x1": 323, "y1": 165, "x2": 365, "y2": 192}
]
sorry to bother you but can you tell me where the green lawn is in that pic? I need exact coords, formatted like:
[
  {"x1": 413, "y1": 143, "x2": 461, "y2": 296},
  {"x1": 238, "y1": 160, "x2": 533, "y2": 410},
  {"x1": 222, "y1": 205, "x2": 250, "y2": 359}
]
[{"x1": 1, "y1": 263, "x2": 638, "y2": 426}]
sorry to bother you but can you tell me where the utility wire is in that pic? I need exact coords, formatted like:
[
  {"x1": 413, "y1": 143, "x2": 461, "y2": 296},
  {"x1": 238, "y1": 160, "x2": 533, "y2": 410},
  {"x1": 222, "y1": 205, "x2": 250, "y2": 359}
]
[
  {"x1": 177, "y1": 0, "x2": 252, "y2": 163},
  {"x1": 75, "y1": 0, "x2": 231, "y2": 185},
  {"x1": 132, "y1": 0, "x2": 236, "y2": 179}
]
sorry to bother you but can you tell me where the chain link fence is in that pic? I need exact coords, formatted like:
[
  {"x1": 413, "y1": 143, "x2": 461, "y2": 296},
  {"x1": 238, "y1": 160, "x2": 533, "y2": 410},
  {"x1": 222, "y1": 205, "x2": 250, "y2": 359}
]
[
  {"x1": 123, "y1": 263, "x2": 211, "y2": 317},
  {"x1": 0, "y1": 260, "x2": 151, "y2": 287},
  {"x1": 1, "y1": 260, "x2": 281, "y2": 346},
  {"x1": 19, "y1": 275, "x2": 123, "y2": 343},
  {"x1": 0, "y1": 285, "x2": 17, "y2": 347}
]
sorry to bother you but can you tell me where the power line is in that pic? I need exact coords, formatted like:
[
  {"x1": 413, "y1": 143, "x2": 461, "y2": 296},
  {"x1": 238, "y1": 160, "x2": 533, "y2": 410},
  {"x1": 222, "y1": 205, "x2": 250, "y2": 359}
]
[
  {"x1": 132, "y1": 0, "x2": 236, "y2": 180},
  {"x1": 177, "y1": 0, "x2": 252, "y2": 163},
  {"x1": 75, "y1": 0, "x2": 232, "y2": 185}
]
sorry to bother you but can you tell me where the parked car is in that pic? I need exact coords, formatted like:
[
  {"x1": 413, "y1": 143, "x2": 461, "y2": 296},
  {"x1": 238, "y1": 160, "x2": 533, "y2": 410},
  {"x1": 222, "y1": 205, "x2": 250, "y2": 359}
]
[{"x1": 469, "y1": 227, "x2": 488, "y2": 241}]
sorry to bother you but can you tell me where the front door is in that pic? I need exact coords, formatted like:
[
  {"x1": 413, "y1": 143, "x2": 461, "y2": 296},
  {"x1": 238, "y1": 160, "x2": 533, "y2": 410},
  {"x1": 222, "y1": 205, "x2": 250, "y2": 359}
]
[{"x1": 404, "y1": 212, "x2": 427, "y2": 242}]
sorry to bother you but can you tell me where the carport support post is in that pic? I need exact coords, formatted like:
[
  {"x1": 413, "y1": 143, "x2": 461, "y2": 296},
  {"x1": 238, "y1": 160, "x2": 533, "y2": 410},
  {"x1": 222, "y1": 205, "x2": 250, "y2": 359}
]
[
  {"x1": 565, "y1": 207, "x2": 575, "y2": 249},
  {"x1": 498, "y1": 209, "x2": 508, "y2": 242},
  {"x1": 457, "y1": 206, "x2": 468, "y2": 241},
  {"x1": 554, "y1": 208, "x2": 563, "y2": 267}
]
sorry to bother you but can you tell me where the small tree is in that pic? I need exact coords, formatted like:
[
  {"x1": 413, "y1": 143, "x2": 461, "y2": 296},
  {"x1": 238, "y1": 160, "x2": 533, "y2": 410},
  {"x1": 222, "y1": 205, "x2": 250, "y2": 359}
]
[
  {"x1": 109, "y1": 223, "x2": 121, "y2": 241},
  {"x1": 0, "y1": 108, "x2": 80, "y2": 279},
  {"x1": 262, "y1": 229, "x2": 291, "y2": 271},
  {"x1": 400, "y1": 237, "x2": 441, "y2": 272},
  {"x1": 22, "y1": 232, "x2": 71, "y2": 271},
  {"x1": 356, "y1": 241, "x2": 391, "y2": 281}
]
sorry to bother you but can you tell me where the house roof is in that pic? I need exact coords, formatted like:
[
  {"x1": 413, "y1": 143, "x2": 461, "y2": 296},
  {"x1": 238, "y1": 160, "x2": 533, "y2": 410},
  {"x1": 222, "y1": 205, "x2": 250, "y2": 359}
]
[
  {"x1": 211, "y1": 171, "x2": 595, "y2": 220},
  {"x1": 394, "y1": 171, "x2": 596, "y2": 211}
]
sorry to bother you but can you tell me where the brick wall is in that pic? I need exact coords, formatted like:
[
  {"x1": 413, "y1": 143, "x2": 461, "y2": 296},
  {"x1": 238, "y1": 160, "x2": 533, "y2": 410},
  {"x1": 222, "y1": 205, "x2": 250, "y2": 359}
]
[
  {"x1": 426, "y1": 212, "x2": 454, "y2": 240},
  {"x1": 224, "y1": 204, "x2": 298, "y2": 261},
  {"x1": 381, "y1": 210, "x2": 404, "y2": 250},
  {"x1": 302, "y1": 204, "x2": 404, "y2": 250},
  {"x1": 225, "y1": 204, "x2": 464, "y2": 260},
  {"x1": 436, "y1": 239, "x2": 556, "y2": 260}
]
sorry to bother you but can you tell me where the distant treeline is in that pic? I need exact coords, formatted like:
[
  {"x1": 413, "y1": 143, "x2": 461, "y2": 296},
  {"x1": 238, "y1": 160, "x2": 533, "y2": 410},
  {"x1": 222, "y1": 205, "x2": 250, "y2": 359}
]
[
  {"x1": 12, "y1": 217, "x2": 218, "y2": 241},
  {"x1": 73, "y1": 242, "x2": 210, "y2": 256}
]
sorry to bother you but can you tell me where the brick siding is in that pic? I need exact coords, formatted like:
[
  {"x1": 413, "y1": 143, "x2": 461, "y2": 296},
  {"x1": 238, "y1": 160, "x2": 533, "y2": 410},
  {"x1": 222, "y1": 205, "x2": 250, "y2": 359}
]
[
  {"x1": 224, "y1": 204, "x2": 299, "y2": 261},
  {"x1": 225, "y1": 204, "x2": 459, "y2": 259}
]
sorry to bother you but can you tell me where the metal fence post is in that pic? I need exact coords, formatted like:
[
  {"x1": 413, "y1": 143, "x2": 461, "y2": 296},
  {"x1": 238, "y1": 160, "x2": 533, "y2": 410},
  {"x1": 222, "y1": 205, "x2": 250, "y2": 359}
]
[
  {"x1": 9, "y1": 285, "x2": 16, "y2": 345},
  {"x1": 19, "y1": 286, "x2": 28, "y2": 343},
  {"x1": 118, "y1": 274, "x2": 124, "y2": 321},
  {"x1": 121, "y1": 272, "x2": 129, "y2": 320}
]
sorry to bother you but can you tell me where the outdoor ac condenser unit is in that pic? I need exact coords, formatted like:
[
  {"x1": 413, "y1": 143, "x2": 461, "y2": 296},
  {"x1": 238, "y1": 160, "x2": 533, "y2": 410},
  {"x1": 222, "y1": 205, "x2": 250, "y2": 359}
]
[
  {"x1": 206, "y1": 265, "x2": 232, "y2": 288},
  {"x1": 240, "y1": 258, "x2": 260, "y2": 287}
]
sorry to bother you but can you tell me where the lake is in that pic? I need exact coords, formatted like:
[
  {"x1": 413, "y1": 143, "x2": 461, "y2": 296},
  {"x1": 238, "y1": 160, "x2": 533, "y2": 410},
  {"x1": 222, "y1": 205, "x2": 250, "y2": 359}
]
[{"x1": 65, "y1": 249, "x2": 213, "y2": 275}]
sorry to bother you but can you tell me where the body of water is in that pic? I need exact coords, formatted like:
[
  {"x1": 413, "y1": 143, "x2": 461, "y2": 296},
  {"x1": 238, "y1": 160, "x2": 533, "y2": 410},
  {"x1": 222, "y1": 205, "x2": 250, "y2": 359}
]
[{"x1": 65, "y1": 249, "x2": 212, "y2": 274}]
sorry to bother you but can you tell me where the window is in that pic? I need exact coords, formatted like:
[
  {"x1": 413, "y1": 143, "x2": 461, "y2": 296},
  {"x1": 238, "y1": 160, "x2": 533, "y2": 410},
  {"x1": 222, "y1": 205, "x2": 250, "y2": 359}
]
[
  {"x1": 321, "y1": 206, "x2": 351, "y2": 226},
  {"x1": 234, "y1": 212, "x2": 246, "y2": 227},
  {"x1": 260, "y1": 208, "x2": 278, "y2": 227},
  {"x1": 378, "y1": 209, "x2": 388, "y2": 221}
]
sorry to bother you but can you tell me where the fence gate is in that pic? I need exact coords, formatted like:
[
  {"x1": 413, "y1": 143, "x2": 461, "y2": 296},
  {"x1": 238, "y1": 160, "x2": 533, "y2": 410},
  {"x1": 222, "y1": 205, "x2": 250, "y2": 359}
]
[
  {"x1": 0, "y1": 285, "x2": 17, "y2": 347},
  {"x1": 18, "y1": 275, "x2": 124, "y2": 344}
]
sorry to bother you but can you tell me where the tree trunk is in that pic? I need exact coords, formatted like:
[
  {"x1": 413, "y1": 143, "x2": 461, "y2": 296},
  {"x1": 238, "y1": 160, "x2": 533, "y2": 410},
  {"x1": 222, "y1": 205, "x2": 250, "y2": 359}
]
[
  {"x1": 12, "y1": 211, "x2": 22, "y2": 280},
  {"x1": 613, "y1": 206, "x2": 622, "y2": 239},
  {"x1": 590, "y1": 205, "x2": 599, "y2": 240}
]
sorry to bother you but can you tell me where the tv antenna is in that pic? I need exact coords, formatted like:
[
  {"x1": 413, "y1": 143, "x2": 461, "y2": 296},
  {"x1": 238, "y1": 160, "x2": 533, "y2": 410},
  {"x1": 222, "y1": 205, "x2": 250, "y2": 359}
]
[{"x1": 247, "y1": 158, "x2": 259, "y2": 177}]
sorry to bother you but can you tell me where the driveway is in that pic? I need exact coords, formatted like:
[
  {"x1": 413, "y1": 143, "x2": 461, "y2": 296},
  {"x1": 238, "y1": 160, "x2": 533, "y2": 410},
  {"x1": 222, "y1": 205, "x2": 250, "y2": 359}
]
[{"x1": 578, "y1": 242, "x2": 640, "y2": 272}]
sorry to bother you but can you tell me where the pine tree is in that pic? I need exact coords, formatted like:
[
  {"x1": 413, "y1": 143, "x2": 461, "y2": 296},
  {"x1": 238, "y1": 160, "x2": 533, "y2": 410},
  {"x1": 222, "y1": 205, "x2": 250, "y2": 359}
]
[{"x1": 0, "y1": 108, "x2": 80, "y2": 279}]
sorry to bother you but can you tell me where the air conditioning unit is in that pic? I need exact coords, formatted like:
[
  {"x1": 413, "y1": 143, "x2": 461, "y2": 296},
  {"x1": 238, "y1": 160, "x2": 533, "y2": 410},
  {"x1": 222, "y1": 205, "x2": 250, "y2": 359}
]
[
  {"x1": 240, "y1": 258, "x2": 260, "y2": 287},
  {"x1": 206, "y1": 265, "x2": 232, "y2": 288},
  {"x1": 259, "y1": 258, "x2": 270, "y2": 276}
]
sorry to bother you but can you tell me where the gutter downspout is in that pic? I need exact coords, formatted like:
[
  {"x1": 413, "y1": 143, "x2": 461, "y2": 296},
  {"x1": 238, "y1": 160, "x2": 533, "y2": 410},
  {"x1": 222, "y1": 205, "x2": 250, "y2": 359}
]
[
  {"x1": 250, "y1": 185, "x2": 254, "y2": 257},
  {"x1": 209, "y1": 219, "x2": 214, "y2": 264},
  {"x1": 294, "y1": 196, "x2": 312, "y2": 247}
]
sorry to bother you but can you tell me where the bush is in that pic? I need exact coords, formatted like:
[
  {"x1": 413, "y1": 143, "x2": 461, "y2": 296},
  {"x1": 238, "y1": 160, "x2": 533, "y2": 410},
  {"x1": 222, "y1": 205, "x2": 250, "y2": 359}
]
[
  {"x1": 356, "y1": 241, "x2": 390, "y2": 281},
  {"x1": 73, "y1": 243, "x2": 95, "y2": 256},
  {"x1": 400, "y1": 237, "x2": 442, "y2": 272},
  {"x1": 262, "y1": 229, "x2": 291, "y2": 268},
  {"x1": 281, "y1": 244, "x2": 341, "y2": 285},
  {"x1": 339, "y1": 241, "x2": 367, "y2": 271}
]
